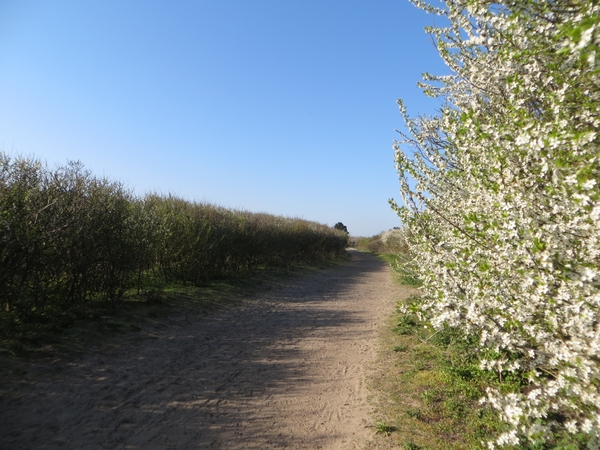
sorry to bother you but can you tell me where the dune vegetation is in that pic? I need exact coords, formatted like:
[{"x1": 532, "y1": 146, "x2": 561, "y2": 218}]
[{"x1": 0, "y1": 153, "x2": 348, "y2": 344}]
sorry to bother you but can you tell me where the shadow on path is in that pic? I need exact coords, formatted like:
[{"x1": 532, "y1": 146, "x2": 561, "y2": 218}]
[{"x1": 0, "y1": 251, "x2": 395, "y2": 450}]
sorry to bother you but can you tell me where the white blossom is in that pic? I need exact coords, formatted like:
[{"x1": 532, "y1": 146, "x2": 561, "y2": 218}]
[{"x1": 393, "y1": 0, "x2": 600, "y2": 447}]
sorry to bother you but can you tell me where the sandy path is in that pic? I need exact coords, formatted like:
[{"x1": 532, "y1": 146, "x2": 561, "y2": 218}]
[{"x1": 0, "y1": 250, "x2": 407, "y2": 450}]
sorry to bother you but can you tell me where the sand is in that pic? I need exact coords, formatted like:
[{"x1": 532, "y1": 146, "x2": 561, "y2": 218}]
[{"x1": 0, "y1": 249, "x2": 410, "y2": 450}]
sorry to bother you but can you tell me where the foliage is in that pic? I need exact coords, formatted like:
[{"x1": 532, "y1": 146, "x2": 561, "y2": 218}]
[
  {"x1": 334, "y1": 222, "x2": 349, "y2": 234},
  {"x1": 0, "y1": 153, "x2": 348, "y2": 336},
  {"x1": 375, "y1": 421, "x2": 398, "y2": 435},
  {"x1": 392, "y1": 0, "x2": 599, "y2": 447}
]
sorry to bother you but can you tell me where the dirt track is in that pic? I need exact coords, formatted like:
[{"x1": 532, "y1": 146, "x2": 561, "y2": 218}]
[{"x1": 0, "y1": 250, "x2": 410, "y2": 450}]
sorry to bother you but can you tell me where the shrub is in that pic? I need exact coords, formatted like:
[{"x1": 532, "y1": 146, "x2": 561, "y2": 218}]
[
  {"x1": 0, "y1": 153, "x2": 348, "y2": 334},
  {"x1": 392, "y1": 1, "x2": 599, "y2": 447}
]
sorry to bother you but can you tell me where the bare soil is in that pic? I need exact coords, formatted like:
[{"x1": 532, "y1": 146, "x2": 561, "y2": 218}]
[{"x1": 0, "y1": 250, "x2": 411, "y2": 450}]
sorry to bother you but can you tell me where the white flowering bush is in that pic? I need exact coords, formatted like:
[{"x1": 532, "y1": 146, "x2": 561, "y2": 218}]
[{"x1": 392, "y1": 0, "x2": 599, "y2": 447}]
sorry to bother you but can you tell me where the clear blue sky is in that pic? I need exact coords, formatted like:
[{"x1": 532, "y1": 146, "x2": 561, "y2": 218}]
[{"x1": 0, "y1": 0, "x2": 447, "y2": 237}]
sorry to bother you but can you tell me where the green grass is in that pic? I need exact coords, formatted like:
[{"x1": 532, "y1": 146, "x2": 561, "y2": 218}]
[
  {"x1": 403, "y1": 442, "x2": 423, "y2": 450},
  {"x1": 375, "y1": 422, "x2": 399, "y2": 435},
  {"x1": 369, "y1": 298, "x2": 517, "y2": 449}
]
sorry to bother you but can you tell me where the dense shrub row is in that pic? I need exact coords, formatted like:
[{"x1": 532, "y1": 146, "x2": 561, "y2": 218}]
[{"x1": 0, "y1": 153, "x2": 348, "y2": 329}]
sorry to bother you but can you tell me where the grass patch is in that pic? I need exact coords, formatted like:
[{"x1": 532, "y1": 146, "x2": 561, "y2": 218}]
[
  {"x1": 375, "y1": 422, "x2": 399, "y2": 435},
  {"x1": 369, "y1": 297, "x2": 518, "y2": 449}
]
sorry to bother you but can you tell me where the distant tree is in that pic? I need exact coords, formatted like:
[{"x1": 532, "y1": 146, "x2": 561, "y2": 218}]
[{"x1": 333, "y1": 222, "x2": 349, "y2": 234}]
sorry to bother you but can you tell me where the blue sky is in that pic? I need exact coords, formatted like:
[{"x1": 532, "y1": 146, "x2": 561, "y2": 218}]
[{"x1": 0, "y1": 0, "x2": 447, "y2": 237}]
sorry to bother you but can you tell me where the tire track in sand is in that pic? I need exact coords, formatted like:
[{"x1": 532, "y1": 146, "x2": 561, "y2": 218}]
[{"x1": 0, "y1": 250, "x2": 410, "y2": 450}]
